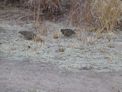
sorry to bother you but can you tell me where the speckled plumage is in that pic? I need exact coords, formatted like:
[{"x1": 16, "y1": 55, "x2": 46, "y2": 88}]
[
  {"x1": 61, "y1": 29, "x2": 75, "y2": 37},
  {"x1": 19, "y1": 31, "x2": 36, "y2": 40}
]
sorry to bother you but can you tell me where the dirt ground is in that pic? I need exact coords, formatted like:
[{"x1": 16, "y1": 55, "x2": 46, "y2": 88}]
[
  {"x1": 0, "y1": 58, "x2": 122, "y2": 92},
  {"x1": 0, "y1": 7, "x2": 122, "y2": 92}
]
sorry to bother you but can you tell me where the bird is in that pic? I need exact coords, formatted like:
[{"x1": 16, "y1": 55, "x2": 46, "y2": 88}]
[
  {"x1": 60, "y1": 29, "x2": 75, "y2": 37},
  {"x1": 19, "y1": 31, "x2": 36, "y2": 40}
]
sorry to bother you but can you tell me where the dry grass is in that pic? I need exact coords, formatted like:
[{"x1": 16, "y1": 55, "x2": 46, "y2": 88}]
[
  {"x1": 2, "y1": 0, "x2": 122, "y2": 33},
  {"x1": 68, "y1": 0, "x2": 93, "y2": 27},
  {"x1": 69, "y1": 0, "x2": 122, "y2": 32},
  {"x1": 91, "y1": 0, "x2": 122, "y2": 32},
  {"x1": 28, "y1": 0, "x2": 62, "y2": 38},
  {"x1": 53, "y1": 31, "x2": 61, "y2": 39}
]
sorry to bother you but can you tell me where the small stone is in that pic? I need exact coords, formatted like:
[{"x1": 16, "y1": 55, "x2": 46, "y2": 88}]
[
  {"x1": 108, "y1": 44, "x2": 114, "y2": 48},
  {"x1": 33, "y1": 35, "x2": 45, "y2": 42},
  {"x1": 53, "y1": 31, "x2": 60, "y2": 39},
  {"x1": 58, "y1": 47, "x2": 65, "y2": 52},
  {"x1": 80, "y1": 64, "x2": 93, "y2": 70},
  {"x1": 118, "y1": 90, "x2": 120, "y2": 92},
  {"x1": 28, "y1": 46, "x2": 31, "y2": 48},
  {"x1": 11, "y1": 47, "x2": 16, "y2": 51},
  {"x1": 0, "y1": 27, "x2": 6, "y2": 33}
]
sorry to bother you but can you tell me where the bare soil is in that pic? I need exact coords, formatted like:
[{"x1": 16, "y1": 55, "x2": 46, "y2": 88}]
[{"x1": 0, "y1": 58, "x2": 122, "y2": 92}]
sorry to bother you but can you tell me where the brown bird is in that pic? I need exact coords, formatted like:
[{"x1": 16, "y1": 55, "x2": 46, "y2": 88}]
[
  {"x1": 19, "y1": 31, "x2": 36, "y2": 40},
  {"x1": 61, "y1": 29, "x2": 75, "y2": 37}
]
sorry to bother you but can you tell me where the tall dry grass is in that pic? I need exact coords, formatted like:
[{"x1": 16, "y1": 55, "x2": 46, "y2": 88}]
[
  {"x1": 28, "y1": 0, "x2": 62, "y2": 36},
  {"x1": 69, "y1": 0, "x2": 93, "y2": 27},
  {"x1": 91, "y1": 0, "x2": 121, "y2": 32},
  {"x1": 69, "y1": 0, "x2": 122, "y2": 32},
  {"x1": 2, "y1": 0, "x2": 122, "y2": 33}
]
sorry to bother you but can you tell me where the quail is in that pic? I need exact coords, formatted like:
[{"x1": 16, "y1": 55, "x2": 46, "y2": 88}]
[
  {"x1": 61, "y1": 29, "x2": 75, "y2": 37},
  {"x1": 19, "y1": 31, "x2": 36, "y2": 40}
]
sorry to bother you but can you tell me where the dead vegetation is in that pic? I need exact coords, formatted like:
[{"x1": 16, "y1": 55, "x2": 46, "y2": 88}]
[
  {"x1": 1, "y1": 0, "x2": 122, "y2": 34},
  {"x1": 91, "y1": 0, "x2": 122, "y2": 32},
  {"x1": 69, "y1": 0, "x2": 122, "y2": 32}
]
